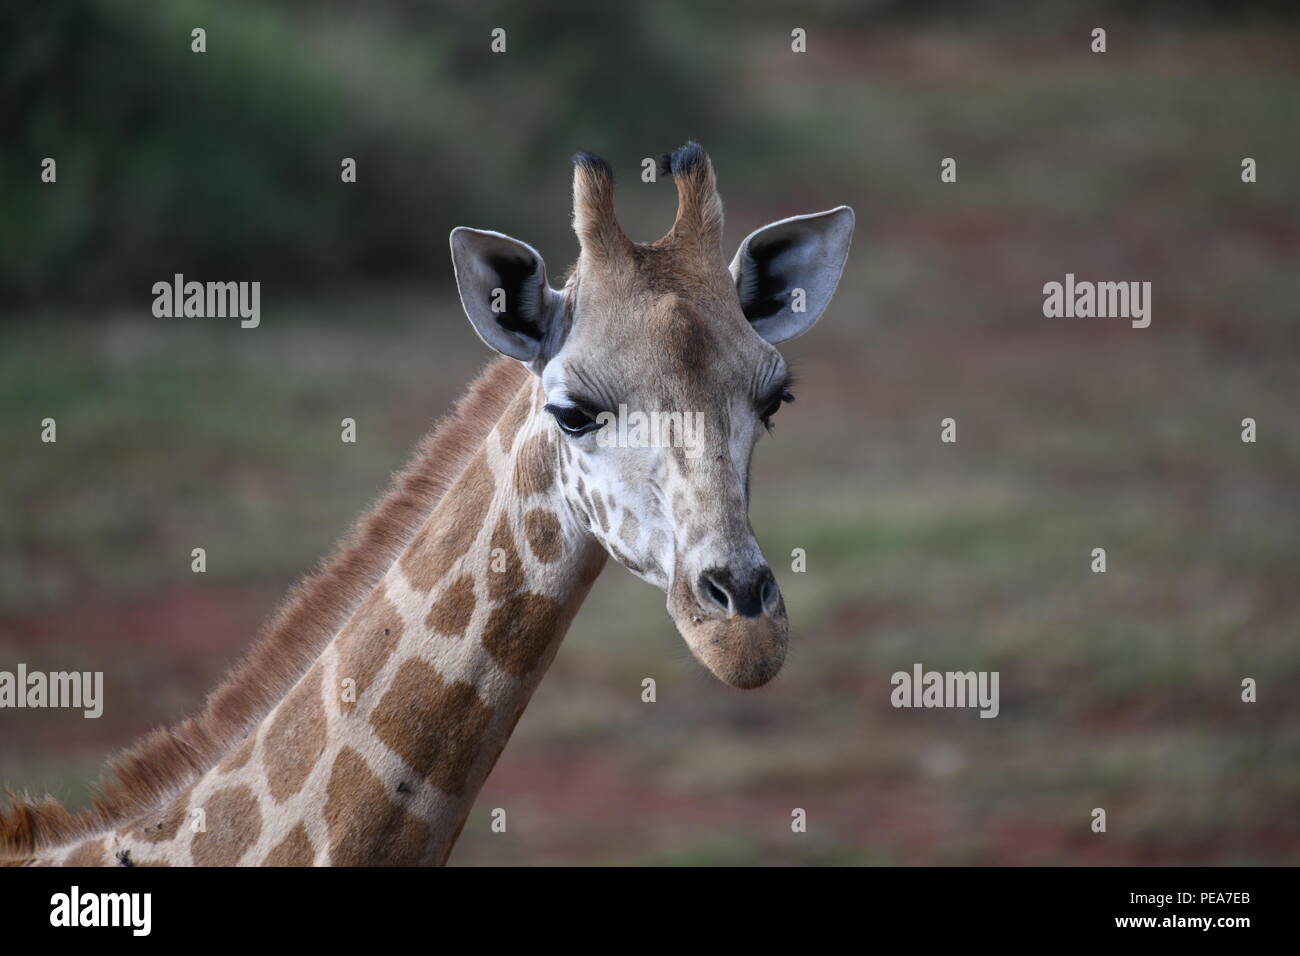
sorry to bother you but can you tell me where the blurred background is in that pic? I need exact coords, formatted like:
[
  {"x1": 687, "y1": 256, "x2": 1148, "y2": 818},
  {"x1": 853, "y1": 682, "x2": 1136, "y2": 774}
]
[{"x1": 2, "y1": 0, "x2": 1298, "y2": 864}]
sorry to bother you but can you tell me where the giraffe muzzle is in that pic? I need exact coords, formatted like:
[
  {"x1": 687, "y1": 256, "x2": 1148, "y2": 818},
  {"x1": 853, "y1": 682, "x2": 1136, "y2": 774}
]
[{"x1": 671, "y1": 564, "x2": 788, "y2": 689}]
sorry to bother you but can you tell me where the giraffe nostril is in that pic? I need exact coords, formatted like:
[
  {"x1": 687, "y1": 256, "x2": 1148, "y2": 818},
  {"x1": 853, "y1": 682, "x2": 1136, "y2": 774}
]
[
  {"x1": 759, "y1": 569, "x2": 777, "y2": 614},
  {"x1": 701, "y1": 575, "x2": 731, "y2": 613},
  {"x1": 697, "y1": 567, "x2": 775, "y2": 619}
]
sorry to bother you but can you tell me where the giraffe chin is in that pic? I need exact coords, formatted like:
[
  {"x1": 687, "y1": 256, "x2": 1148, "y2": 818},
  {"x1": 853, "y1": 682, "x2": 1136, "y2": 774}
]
[{"x1": 673, "y1": 603, "x2": 789, "y2": 690}]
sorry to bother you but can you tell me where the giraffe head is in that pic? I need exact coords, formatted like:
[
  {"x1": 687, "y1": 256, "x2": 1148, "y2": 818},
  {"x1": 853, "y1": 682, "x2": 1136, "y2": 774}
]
[{"x1": 449, "y1": 144, "x2": 853, "y2": 688}]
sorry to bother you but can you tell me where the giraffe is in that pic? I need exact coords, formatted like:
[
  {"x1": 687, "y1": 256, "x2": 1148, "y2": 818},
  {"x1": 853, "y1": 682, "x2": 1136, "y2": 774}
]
[{"x1": 1, "y1": 143, "x2": 854, "y2": 866}]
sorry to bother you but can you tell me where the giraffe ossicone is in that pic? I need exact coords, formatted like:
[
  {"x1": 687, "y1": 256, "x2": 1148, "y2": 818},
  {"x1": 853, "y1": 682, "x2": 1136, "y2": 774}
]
[{"x1": 2, "y1": 143, "x2": 853, "y2": 866}]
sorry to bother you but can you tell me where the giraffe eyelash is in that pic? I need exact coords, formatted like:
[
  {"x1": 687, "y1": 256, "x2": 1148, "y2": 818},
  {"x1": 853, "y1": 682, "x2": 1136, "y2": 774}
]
[
  {"x1": 544, "y1": 402, "x2": 603, "y2": 437},
  {"x1": 759, "y1": 386, "x2": 794, "y2": 432}
]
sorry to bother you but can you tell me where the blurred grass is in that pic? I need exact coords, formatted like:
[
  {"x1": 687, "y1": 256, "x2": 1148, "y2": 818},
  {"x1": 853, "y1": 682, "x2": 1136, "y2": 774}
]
[{"x1": 2, "y1": 18, "x2": 1299, "y2": 863}]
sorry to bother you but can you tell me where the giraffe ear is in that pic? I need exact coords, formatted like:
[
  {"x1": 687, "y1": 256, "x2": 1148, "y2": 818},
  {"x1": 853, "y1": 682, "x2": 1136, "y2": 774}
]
[
  {"x1": 450, "y1": 227, "x2": 566, "y2": 363},
  {"x1": 729, "y1": 206, "x2": 855, "y2": 344}
]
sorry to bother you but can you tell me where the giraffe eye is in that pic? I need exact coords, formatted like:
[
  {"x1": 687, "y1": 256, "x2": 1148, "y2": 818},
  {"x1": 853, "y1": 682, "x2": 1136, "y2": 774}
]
[
  {"x1": 759, "y1": 387, "x2": 794, "y2": 429},
  {"x1": 544, "y1": 403, "x2": 602, "y2": 437}
]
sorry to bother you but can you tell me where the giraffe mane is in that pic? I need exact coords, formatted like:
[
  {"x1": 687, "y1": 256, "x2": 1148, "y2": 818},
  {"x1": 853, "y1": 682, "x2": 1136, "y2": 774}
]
[{"x1": 0, "y1": 356, "x2": 530, "y2": 861}]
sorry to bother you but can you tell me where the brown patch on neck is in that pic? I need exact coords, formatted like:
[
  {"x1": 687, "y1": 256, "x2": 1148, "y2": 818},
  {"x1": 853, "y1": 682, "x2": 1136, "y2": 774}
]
[
  {"x1": 401, "y1": 451, "x2": 495, "y2": 592},
  {"x1": 523, "y1": 509, "x2": 563, "y2": 563},
  {"x1": 337, "y1": 591, "x2": 403, "y2": 710},
  {"x1": 487, "y1": 512, "x2": 524, "y2": 600},
  {"x1": 63, "y1": 837, "x2": 107, "y2": 866},
  {"x1": 218, "y1": 733, "x2": 256, "y2": 773},
  {"x1": 127, "y1": 785, "x2": 194, "y2": 844},
  {"x1": 513, "y1": 431, "x2": 556, "y2": 496},
  {"x1": 264, "y1": 823, "x2": 315, "y2": 866},
  {"x1": 325, "y1": 747, "x2": 430, "y2": 866},
  {"x1": 481, "y1": 591, "x2": 566, "y2": 679},
  {"x1": 190, "y1": 785, "x2": 261, "y2": 866},
  {"x1": 263, "y1": 663, "x2": 327, "y2": 804},
  {"x1": 368, "y1": 658, "x2": 494, "y2": 797},
  {"x1": 0, "y1": 358, "x2": 529, "y2": 858},
  {"x1": 425, "y1": 574, "x2": 477, "y2": 637}
]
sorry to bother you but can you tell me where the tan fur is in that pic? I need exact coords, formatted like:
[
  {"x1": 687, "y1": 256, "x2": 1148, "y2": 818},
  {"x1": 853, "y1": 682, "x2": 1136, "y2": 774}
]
[{"x1": 0, "y1": 357, "x2": 527, "y2": 860}]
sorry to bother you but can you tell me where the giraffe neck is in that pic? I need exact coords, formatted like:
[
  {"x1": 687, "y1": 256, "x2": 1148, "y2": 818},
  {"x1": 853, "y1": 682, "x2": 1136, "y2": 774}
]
[
  {"x1": 315, "y1": 377, "x2": 605, "y2": 866},
  {"x1": 54, "y1": 375, "x2": 605, "y2": 866}
]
